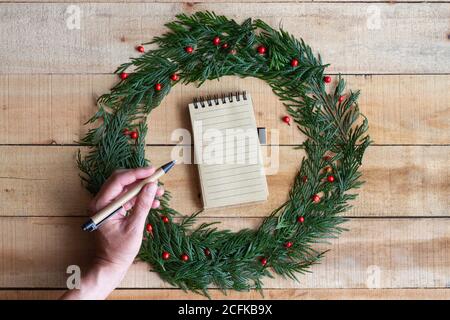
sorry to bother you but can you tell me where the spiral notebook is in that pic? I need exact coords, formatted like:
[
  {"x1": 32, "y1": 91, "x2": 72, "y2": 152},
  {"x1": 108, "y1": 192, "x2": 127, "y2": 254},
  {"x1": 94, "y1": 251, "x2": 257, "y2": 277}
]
[{"x1": 188, "y1": 91, "x2": 268, "y2": 209}]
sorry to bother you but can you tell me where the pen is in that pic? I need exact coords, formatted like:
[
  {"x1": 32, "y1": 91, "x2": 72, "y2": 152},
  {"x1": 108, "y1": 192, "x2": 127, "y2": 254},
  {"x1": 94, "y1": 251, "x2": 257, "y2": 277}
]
[{"x1": 81, "y1": 160, "x2": 176, "y2": 232}]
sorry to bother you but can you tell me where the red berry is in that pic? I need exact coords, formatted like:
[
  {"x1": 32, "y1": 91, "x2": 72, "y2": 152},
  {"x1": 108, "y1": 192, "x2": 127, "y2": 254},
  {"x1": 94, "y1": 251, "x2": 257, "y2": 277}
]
[
  {"x1": 130, "y1": 131, "x2": 138, "y2": 140},
  {"x1": 297, "y1": 216, "x2": 305, "y2": 224},
  {"x1": 221, "y1": 43, "x2": 229, "y2": 49},
  {"x1": 257, "y1": 45, "x2": 266, "y2": 54},
  {"x1": 161, "y1": 215, "x2": 169, "y2": 223},
  {"x1": 170, "y1": 74, "x2": 179, "y2": 81},
  {"x1": 145, "y1": 223, "x2": 153, "y2": 233},
  {"x1": 181, "y1": 253, "x2": 189, "y2": 262},
  {"x1": 282, "y1": 115, "x2": 291, "y2": 126},
  {"x1": 284, "y1": 241, "x2": 293, "y2": 248},
  {"x1": 162, "y1": 251, "x2": 170, "y2": 260},
  {"x1": 136, "y1": 45, "x2": 145, "y2": 53},
  {"x1": 324, "y1": 76, "x2": 332, "y2": 83},
  {"x1": 204, "y1": 248, "x2": 211, "y2": 256},
  {"x1": 229, "y1": 49, "x2": 237, "y2": 55},
  {"x1": 212, "y1": 36, "x2": 220, "y2": 46},
  {"x1": 119, "y1": 72, "x2": 128, "y2": 80},
  {"x1": 260, "y1": 257, "x2": 268, "y2": 266},
  {"x1": 327, "y1": 175, "x2": 335, "y2": 183},
  {"x1": 323, "y1": 155, "x2": 332, "y2": 161},
  {"x1": 155, "y1": 83, "x2": 162, "y2": 91},
  {"x1": 338, "y1": 95, "x2": 345, "y2": 103},
  {"x1": 290, "y1": 59, "x2": 299, "y2": 67},
  {"x1": 123, "y1": 128, "x2": 130, "y2": 136},
  {"x1": 185, "y1": 46, "x2": 194, "y2": 53},
  {"x1": 302, "y1": 176, "x2": 308, "y2": 183},
  {"x1": 312, "y1": 194, "x2": 321, "y2": 203}
]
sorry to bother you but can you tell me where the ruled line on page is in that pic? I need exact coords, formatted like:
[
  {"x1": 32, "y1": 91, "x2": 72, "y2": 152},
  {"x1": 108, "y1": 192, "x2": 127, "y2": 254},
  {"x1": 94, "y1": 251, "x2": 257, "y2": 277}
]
[
  {"x1": 195, "y1": 110, "x2": 250, "y2": 121},
  {"x1": 204, "y1": 137, "x2": 257, "y2": 149},
  {"x1": 203, "y1": 169, "x2": 262, "y2": 182},
  {"x1": 208, "y1": 183, "x2": 262, "y2": 197},
  {"x1": 201, "y1": 117, "x2": 252, "y2": 127},
  {"x1": 206, "y1": 176, "x2": 262, "y2": 188},
  {"x1": 200, "y1": 152, "x2": 260, "y2": 164},
  {"x1": 203, "y1": 148, "x2": 259, "y2": 157},
  {"x1": 208, "y1": 189, "x2": 267, "y2": 201},
  {"x1": 203, "y1": 143, "x2": 258, "y2": 154},
  {"x1": 202, "y1": 164, "x2": 254, "y2": 174},
  {"x1": 206, "y1": 182, "x2": 264, "y2": 194},
  {"x1": 200, "y1": 123, "x2": 254, "y2": 131}
]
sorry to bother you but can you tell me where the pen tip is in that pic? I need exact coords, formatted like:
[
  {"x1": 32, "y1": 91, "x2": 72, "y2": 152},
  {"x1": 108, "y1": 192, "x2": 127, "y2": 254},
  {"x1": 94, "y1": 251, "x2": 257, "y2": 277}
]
[{"x1": 161, "y1": 160, "x2": 176, "y2": 173}]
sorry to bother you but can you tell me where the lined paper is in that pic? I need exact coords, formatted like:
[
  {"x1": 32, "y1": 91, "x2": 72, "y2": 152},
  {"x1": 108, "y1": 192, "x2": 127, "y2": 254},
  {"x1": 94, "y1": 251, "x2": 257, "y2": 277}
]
[{"x1": 188, "y1": 93, "x2": 268, "y2": 208}]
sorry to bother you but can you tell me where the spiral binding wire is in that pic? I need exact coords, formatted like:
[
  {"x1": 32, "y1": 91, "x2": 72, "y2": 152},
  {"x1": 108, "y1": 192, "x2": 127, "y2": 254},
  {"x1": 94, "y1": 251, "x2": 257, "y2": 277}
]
[{"x1": 193, "y1": 91, "x2": 247, "y2": 109}]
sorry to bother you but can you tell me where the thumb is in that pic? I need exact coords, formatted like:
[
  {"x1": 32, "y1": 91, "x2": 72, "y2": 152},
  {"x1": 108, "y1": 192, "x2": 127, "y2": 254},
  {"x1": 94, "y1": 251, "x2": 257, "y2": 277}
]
[{"x1": 126, "y1": 182, "x2": 158, "y2": 229}]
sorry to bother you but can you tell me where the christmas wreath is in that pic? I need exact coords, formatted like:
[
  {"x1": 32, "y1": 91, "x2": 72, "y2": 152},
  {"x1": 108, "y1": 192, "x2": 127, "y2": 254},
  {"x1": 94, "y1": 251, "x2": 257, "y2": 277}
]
[{"x1": 78, "y1": 12, "x2": 370, "y2": 296}]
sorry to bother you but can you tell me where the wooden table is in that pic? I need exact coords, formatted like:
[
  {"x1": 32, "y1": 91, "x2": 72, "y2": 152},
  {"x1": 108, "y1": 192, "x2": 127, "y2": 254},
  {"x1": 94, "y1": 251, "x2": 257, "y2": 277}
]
[{"x1": 0, "y1": 1, "x2": 449, "y2": 300}]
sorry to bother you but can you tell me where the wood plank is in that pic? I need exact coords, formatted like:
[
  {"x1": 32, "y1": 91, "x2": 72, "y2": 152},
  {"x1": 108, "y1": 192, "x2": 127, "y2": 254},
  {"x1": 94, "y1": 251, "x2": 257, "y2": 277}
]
[
  {"x1": 0, "y1": 0, "x2": 446, "y2": 3},
  {"x1": 1, "y1": 75, "x2": 449, "y2": 145},
  {"x1": 0, "y1": 217, "x2": 448, "y2": 288},
  {"x1": 0, "y1": 146, "x2": 448, "y2": 217},
  {"x1": 0, "y1": 4, "x2": 448, "y2": 74},
  {"x1": 1, "y1": 288, "x2": 449, "y2": 300}
]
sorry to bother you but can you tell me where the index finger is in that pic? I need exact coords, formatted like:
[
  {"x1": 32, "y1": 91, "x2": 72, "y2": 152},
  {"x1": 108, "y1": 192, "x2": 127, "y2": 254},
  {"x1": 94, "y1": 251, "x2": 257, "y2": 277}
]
[
  {"x1": 107, "y1": 167, "x2": 156, "y2": 188},
  {"x1": 93, "y1": 167, "x2": 156, "y2": 209}
]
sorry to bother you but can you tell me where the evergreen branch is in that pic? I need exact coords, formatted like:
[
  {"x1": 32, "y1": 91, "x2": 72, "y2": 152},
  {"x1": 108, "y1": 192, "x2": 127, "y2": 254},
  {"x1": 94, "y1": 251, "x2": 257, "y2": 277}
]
[{"x1": 78, "y1": 11, "x2": 370, "y2": 296}]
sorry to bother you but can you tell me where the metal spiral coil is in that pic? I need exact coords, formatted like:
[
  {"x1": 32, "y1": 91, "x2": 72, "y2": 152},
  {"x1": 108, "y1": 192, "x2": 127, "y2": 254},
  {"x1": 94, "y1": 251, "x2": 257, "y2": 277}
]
[{"x1": 193, "y1": 91, "x2": 247, "y2": 108}]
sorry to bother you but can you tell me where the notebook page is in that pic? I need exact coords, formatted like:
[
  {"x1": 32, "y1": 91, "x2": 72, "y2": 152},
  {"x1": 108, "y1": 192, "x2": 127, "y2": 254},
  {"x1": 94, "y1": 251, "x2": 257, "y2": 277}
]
[{"x1": 188, "y1": 93, "x2": 268, "y2": 208}]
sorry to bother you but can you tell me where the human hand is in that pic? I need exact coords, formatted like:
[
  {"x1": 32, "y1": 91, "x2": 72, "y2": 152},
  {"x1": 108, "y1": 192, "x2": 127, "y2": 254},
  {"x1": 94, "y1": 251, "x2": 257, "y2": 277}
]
[
  {"x1": 61, "y1": 167, "x2": 164, "y2": 300},
  {"x1": 89, "y1": 167, "x2": 164, "y2": 270}
]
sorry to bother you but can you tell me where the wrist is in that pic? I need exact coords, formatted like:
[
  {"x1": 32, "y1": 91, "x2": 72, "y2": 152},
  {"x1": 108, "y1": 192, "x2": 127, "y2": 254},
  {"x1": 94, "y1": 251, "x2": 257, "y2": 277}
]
[
  {"x1": 61, "y1": 258, "x2": 130, "y2": 300},
  {"x1": 92, "y1": 256, "x2": 132, "y2": 276}
]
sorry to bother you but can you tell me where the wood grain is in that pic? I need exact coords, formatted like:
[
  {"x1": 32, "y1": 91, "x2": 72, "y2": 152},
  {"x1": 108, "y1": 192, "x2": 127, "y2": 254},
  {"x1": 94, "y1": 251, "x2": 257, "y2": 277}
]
[
  {"x1": 0, "y1": 146, "x2": 448, "y2": 217},
  {"x1": 1, "y1": 289, "x2": 449, "y2": 300},
  {"x1": 0, "y1": 4, "x2": 449, "y2": 74},
  {"x1": 0, "y1": 217, "x2": 448, "y2": 288},
  {"x1": 0, "y1": 0, "x2": 448, "y2": 300},
  {"x1": 1, "y1": 75, "x2": 449, "y2": 145},
  {"x1": 0, "y1": 0, "x2": 446, "y2": 3}
]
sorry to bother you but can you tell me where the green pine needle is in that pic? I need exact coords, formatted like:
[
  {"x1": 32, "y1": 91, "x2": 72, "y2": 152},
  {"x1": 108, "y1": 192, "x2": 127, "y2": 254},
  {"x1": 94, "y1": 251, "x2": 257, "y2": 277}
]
[{"x1": 78, "y1": 11, "x2": 371, "y2": 297}]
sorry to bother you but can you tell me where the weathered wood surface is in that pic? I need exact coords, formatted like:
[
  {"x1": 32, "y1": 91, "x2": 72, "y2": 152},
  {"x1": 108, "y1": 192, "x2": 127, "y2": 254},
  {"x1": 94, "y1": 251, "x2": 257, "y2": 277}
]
[
  {"x1": 1, "y1": 0, "x2": 448, "y2": 300},
  {"x1": 0, "y1": 0, "x2": 446, "y2": 3},
  {"x1": 0, "y1": 4, "x2": 449, "y2": 74},
  {"x1": 1, "y1": 289, "x2": 449, "y2": 300},
  {"x1": 0, "y1": 145, "x2": 448, "y2": 217},
  {"x1": 0, "y1": 217, "x2": 448, "y2": 289},
  {"x1": 1, "y1": 75, "x2": 449, "y2": 145}
]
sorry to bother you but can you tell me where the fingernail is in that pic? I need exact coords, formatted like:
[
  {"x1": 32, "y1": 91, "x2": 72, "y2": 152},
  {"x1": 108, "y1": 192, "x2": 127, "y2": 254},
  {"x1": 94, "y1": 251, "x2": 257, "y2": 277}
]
[{"x1": 152, "y1": 199, "x2": 161, "y2": 209}]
